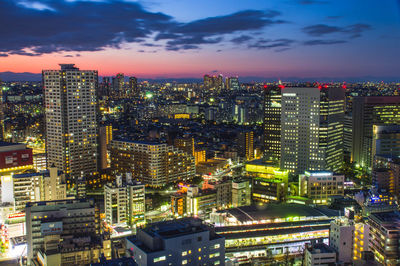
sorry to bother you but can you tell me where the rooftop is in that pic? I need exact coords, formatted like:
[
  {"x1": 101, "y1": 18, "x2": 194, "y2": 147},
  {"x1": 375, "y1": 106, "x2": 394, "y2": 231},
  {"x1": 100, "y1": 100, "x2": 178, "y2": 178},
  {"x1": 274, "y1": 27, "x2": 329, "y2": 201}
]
[
  {"x1": 307, "y1": 243, "x2": 336, "y2": 254},
  {"x1": 142, "y1": 218, "x2": 212, "y2": 239}
]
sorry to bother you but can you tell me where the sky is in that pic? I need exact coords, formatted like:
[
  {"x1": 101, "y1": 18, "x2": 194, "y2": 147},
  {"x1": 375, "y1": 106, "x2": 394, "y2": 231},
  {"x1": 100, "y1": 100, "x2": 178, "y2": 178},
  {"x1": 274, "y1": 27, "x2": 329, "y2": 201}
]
[{"x1": 0, "y1": 0, "x2": 400, "y2": 79}]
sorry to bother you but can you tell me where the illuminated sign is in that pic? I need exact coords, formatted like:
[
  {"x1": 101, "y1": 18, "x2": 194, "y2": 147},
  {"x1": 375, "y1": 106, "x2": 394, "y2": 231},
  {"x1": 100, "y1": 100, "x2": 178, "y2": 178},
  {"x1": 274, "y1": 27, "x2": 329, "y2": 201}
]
[
  {"x1": 8, "y1": 213, "x2": 25, "y2": 219},
  {"x1": 41, "y1": 222, "x2": 63, "y2": 236}
]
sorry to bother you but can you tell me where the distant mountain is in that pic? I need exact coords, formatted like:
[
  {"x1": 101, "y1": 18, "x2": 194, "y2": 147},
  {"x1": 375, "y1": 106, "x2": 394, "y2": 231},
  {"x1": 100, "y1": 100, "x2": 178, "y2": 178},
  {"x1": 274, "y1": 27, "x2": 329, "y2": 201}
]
[
  {"x1": 0, "y1": 71, "x2": 398, "y2": 83},
  {"x1": 0, "y1": 71, "x2": 42, "y2": 81}
]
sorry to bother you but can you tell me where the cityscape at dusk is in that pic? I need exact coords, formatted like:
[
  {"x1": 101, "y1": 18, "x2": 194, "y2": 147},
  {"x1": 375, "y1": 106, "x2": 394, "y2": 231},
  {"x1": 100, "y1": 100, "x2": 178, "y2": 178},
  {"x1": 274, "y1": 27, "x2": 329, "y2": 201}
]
[{"x1": 0, "y1": 0, "x2": 400, "y2": 266}]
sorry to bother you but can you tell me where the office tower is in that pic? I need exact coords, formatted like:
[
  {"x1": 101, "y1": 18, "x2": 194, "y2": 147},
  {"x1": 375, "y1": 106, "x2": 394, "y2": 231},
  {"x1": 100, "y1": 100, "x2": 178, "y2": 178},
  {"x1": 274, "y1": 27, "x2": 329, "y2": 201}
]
[
  {"x1": 352, "y1": 96, "x2": 400, "y2": 169},
  {"x1": 280, "y1": 86, "x2": 345, "y2": 174},
  {"x1": 99, "y1": 123, "x2": 112, "y2": 170},
  {"x1": 374, "y1": 155, "x2": 400, "y2": 198},
  {"x1": 237, "y1": 131, "x2": 254, "y2": 161},
  {"x1": 299, "y1": 171, "x2": 344, "y2": 204},
  {"x1": 109, "y1": 140, "x2": 195, "y2": 187},
  {"x1": 99, "y1": 77, "x2": 111, "y2": 100},
  {"x1": 367, "y1": 211, "x2": 400, "y2": 265},
  {"x1": 112, "y1": 73, "x2": 124, "y2": 99},
  {"x1": 127, "y1": 218, "x2": 225, "y2": 266},
  {"x1": 263, "y1": 85, "x2": 281, "y2": 161},
  {"x1": 12, "y1": 166, "x2": 66, "y2": 211},
  {"x1": 0, "y1": 79, "x2": 4, "y2": 141},
  {"x1": 246, "y1": 160, "x2": 289, "y2": 202},
  {"x1": 225, "y1": 76, "x2": 239, "y2": 90},
  {"x1": 329, "y1": 218, "x2": 354, "y2": 264},
  {"x1": 104, "y1": 175, "x2": 145, "y2": 226},
  {"x1": 304, "y1": 243, "x2": 337, "y2": 266},
  {"x1": 25, "y1": 198, "x2": 110, "y2": 264},
  {"x1": 344, "y1": 113, "x2": 353, "y2": 159},
  {"x1": 174, "y1": 137, "x2": 195, "y2": 156},
  {"x1": 43, "y1": 64, "x2": 98, "y2": 189},
  {"x1": 371, "y1": 124, "x2": 400, "y2": 166},
  {"x1": 128, "y1": 76, "x2": 139, "y2": 97},
  {"x1": 231, "y1": 179, "x2": 251, "y2": 207}
]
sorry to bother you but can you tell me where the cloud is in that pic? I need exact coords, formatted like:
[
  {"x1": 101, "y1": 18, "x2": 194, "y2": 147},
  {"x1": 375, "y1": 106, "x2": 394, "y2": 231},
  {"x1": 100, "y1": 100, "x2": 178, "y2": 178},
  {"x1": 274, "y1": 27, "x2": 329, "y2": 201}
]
[
  {"x1": 303, "y1": 23, "x2": 371, "y2": 38},
  {"x1": 248, "y1": 38, "x2": 295, "y2": 50},
  {"x1": 326, "y1": 16, "x2": 342, "y2": 20},
  {"x1": 230, "y1": 35, "x2": 253, "y2": 44},
  {"x1": 0, "y1": 53, "x2": 8, "y2": 57},
  {"x1": 0, "y1": 1, "x2": 286, "y2": 55},
  {"x1": 303, "y1": 39, "x2": 347, "y2": 45},
  {"x1": 297, "y1": 0, "x2": 329, "y2": 4}
]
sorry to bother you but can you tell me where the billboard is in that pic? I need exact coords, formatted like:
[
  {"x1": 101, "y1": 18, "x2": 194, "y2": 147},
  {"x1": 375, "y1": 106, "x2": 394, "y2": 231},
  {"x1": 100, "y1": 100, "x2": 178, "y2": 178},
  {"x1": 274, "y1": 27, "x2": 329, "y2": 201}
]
[{"x1": 41, "y1": 222, "x2": 62, "y2": 236}]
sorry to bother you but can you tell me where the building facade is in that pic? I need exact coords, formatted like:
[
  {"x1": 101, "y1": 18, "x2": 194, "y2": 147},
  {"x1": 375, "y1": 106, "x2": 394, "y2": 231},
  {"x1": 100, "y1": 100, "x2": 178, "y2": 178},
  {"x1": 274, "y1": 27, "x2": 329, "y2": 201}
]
[{"x1": 263, "y1": 85, "x2": 281, "y2": 161}]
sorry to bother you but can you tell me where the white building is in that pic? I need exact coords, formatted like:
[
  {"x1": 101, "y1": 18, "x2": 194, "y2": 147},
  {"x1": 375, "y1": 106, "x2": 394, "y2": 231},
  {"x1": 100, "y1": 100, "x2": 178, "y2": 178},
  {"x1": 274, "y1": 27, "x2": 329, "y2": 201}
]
[
  {"x1": 43, "y1": 64, "x2": 98, "y2": 187},
  {"x1": 329, "y1": 218, "x2": 354, "y2": 264},
  {"x1": 127, "y1": 218, "x2": 225, "y2": 266},
  {"x1": 104, "y1": 175, "x2": 145, "y2": 226},
  {"x1": 305, "y1": 243, "x2": 336, "y2": 266},
  {"x1": 280, "y1": 87, "x2": 344, "y2": 174}
]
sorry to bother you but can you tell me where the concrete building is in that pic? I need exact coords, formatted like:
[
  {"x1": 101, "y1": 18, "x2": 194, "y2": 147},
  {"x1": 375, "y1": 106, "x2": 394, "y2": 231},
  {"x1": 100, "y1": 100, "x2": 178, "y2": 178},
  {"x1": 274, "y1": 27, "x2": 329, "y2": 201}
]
[
  {"x1": 186, "y1": 186, "x2": 217, "y2": 219},
  {"x1": 329, "y1": 218, "x2": 354, "y2": 264},
  {"x1": 104, "y1": 175, "x2": 145, "y2": 226},
  {"x1": 280, "y1": 86, "x2": 344, "y2": 174},
  {"x1": 12, "y1": 166, "x2": 67, "y2": 211},
  {"x1": 231, "y1": 179, "x2": 251, "y2": 207},
  {"x1": 371, "y1": 124, "x2": 400, "y2": 166},
  {"x1": 225, "y1": 77, "x2": 239, "y2": 90},
  {"x1": 263, "y1": 85, "x2": 282, "y2": 162},
  {"x1": 351, "y1": 96, "x2": 400, "y2": 170},
  {"x1": 299, "y1": 171, "x2": 344, "y2": 204},
  {"x1": 174, "y1": 137, "x2": 195, "y2": 156},
  {"x1": 99, "y1": 123, "x2": 112, "y2": 170},
  {"x1": 353, "y1": 222, "x2": 370, "y2": 261},
  {"x1": 25, "y1": 198, "x2": 110, "y2": 264},
  {"x1": 237, "y1": 131, "x2": 254, "y2": 161},
  {"x1": 110, "y1": 140, "x2": 195, "y2": 187},
  {"x1": 127, "y1": 218, "x2": 225, "y2": 266},
  {"x1": 368, "y1": 211, "x2": 400, "y2": 265},
  {"x1": 304, "y1": 243, "x2": 336, "y2": 266},
  {"x1": 43, "y1": 64, "x2": 98, "y2": 188},
  {"x1": 374, "y1": 155, "x2": 400, "y2": 198}
]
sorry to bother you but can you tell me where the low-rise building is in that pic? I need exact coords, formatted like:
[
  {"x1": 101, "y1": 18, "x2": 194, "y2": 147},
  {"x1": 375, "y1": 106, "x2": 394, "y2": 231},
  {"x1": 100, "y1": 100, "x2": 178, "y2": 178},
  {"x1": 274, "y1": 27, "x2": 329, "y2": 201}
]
[
  {"x1": 231, "y1": 179, "x2": 251, "y2": 207},
  {"x1": 304, "y1": 243, "x2": 336, "y2": 266}
]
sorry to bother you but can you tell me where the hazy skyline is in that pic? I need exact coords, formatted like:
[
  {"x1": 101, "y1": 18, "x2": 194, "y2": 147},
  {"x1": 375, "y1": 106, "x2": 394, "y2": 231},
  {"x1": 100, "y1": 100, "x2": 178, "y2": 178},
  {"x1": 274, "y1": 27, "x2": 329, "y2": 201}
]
[{"x1": 1, "y1": 0, "x2": 400, "y2": 78}]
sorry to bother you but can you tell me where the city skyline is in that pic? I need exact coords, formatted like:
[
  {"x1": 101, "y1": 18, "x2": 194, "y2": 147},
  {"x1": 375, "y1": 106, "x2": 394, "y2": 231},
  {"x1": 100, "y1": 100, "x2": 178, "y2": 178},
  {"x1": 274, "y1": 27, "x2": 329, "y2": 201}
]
[{"x1": 0, "y1": 0, "x2": 400, "y2": 79}]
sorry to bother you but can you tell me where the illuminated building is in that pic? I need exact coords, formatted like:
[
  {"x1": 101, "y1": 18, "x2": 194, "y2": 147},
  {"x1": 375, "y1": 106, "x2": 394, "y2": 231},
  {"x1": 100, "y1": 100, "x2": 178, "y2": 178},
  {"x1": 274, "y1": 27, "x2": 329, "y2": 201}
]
[
  {"x1": 104, "y1": 175, "x2": 145, "y2": 226},
  {"x1": 171, "y1": 193, "x2": 186, "y2": 216},
  {"x1": 305, "y1": 243, "x2": 336, "y2": 266},
  {"x1": 43, "y1": 64, "x2": 98, "y2": 189},
  {"x1": 245, "y1": 159, "x2": 288, "y2": 202},
  {"x1": 110, "y1": 140, "x2": 195, "y2": 187},
  {"x1": 374, "y1": 155, "x2": 400, "y2": 198},
  {"x1": 367, "y1": 211, "x2": 400, "y2": 265},
  {"x1": 329, "y1": 218, "x2": 354, "y2": 264},
  {"x1": 174, "y1": 137, "x2": 195, "y2": 156},
  {"x1": 186, "y1": 185, "x2": 217, "y2": 219},
  {"x1": 351, "y1": 96, "x2": 400, "y2": 170},
  {"x1": 203, "y1": 74, "x2": 224, "y2": 91},
  {"x1": 205, "y1": 180, "x2": 232, "y2": 209},
  {"x1": 371, "y1": 124, "x2": 400, "y2": 167},
  {"x1": 128, "y1": 76, "x2": 139, "y2": 97},
  {"x1": 33, "y1": 153, "x2": 47, "y2": 171},
  {"x1": 0, "y1": 79, "x2": 4, "y2": 141},
  {"x1": 194, "y1": 149, "x2": 206, "y2": 166},
  {"x1": 210, "y1": 204, "x2": 338, "y2": 262},
  {"x1": 299, "y1": 171, "x2": 344, "y2": 204},
  {"x1": 372, "y1": 168, "x2": 394, "y2": 194},
  {"x1": 25, "y1": 198, "x2": 110, "y2": 264},
  {"x1": 231, "y1": 179, "x2": 251, "y2": 207},
  {"x1": 263, "y1": 85, "x2": 281, "y2": 161},
  {"x1": 12, "y1": 166, "x2": 67, "y2": 212},
  {"x1": 225, "y1": 77, "x2": 239, "y2": 90},
  {"x1": 127, "y1": 218, "x2": 225, "y2": 266},
  {"x1": 112, "y1": 73, "x2": 124, "y2": 99},
  {"x1": 281, "y1": 86, "x2": 345, "y2": 174},
  {"x1": 237, "y1": 130, "x2": 254, "y2": 161},
  {"x1": 353, "y1": 223, "x2": 370, "y2": 261},
  {"x1": 99, "y1": 123, "x2": 113, "y2": 170}
]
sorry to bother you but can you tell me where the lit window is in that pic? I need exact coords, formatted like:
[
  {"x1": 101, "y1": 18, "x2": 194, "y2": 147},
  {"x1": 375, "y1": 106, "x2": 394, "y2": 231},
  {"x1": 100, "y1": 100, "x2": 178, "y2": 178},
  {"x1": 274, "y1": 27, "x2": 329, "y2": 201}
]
[
  {"x1": 182, "y1": 260, "x2": 187, "y2": 265},
  {"x1": 182, "y1": 251, "x2": 187, "y2": 256},
  {"x1": 153, "y1": 256, "x2": 166, "y2": 263}
]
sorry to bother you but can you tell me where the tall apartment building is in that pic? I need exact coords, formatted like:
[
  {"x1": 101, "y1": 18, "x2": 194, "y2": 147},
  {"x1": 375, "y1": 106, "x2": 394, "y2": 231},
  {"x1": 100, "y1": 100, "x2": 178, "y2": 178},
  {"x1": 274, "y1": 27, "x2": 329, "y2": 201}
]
[
  {"x1": 352, "y1": 96, "x2": 400, "y2": 169},
  {"x1": 237, "y1": 131, "x2": 254, "y2": 161},
  {"x1": 99, "y1": 123, "x2": 112, "y2": 170},
  {"x1": 368, "y1": 211, "x2": 400, "y2": 265},
  {"x1": 104, "y1": 175, "x2": 145, "y2": 226},
  {"x1": 299, "y1": 171, "x2": 344, "y2": 204},
  {"x1": 280, "y1": 86, "x2": 345, "y2": 174},
  {"x1": 263, "y1": 85, "x2": 281, "y2": 161},
  {"x1": 174, "y1": 137, "x2": 195, "y2": 156},
  {"x1": 371, "y1": 124, "x2": 400, "y2": 167},
  {"x1": 110, "y1": 140, "x2": 195, "y2": 187},
  {"x1": 127, "y1": 218, "x2": 225, "y2": 266},
  {"x1": 43, "y1": 64, "x2": 98, "y2": 188},
  {"x1": 12, "y1": 166, "x2": 67, "y2": 211},
  {"x1": 25, "y1": 198, "x2": 110, "y2": 264}
]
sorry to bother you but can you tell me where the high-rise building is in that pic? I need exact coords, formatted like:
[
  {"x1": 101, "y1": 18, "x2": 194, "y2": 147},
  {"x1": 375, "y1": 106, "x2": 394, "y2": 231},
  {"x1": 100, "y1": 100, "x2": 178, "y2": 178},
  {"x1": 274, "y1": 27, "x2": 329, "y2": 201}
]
[
  {"x1": 225, "y1": 77, "x2": 239, "y2": 90},
  {"x1": 367, "y1": 211, "x2": 400, "y2": 265},
  {"x1": 174, "y1": 137, "x2": 195, "y2": 156},
  {"x1": 99, "y1": 123, "x2": 112, "y2": 170},
  {"x1": 352, "y1": 96, "x2": 400, "y2": 169},
  {"x1": 104, "y1": 174, "x2": 145, "y2": 226},
  {"x1": 263, "y1": 85, "x2": 281, "y2": 161},
  {"x1": 43, "y1": 64, "x2": 98, "y2": 189},
  {"x1": 0, "y1": 79, "x2": 4, "y2": 141},
  {"x1": 99, "y1": 77, "x2": 111, "y2": 100},
  {"x1": 299, "y1": 171, "x2": 344, "y2": 204},
  {"x1": 25, "y1": 198, "x2": 110, "y2": 264},
  {"x1": 128, "y1": 76, "x2": 139, "y2": 97},
  {"x1": 127, "y1": 218, "x2": 225, "y2": 266},
  {"x1": 371, "y1": 124, "x2": 400, "y2": 167},
  {"x1": 112, "y1": 73, "x2": 124, "y2": 99},
  {"x1": 110, "y1": 140, "x2": 195, "y2": 187},
  {"x1": 374, "y1": 155, "x2": 400, "y2": 198},
  {"x1": 280, "y1": 86, "x2": 345, "y2": 174},
  {"x1": 237, "y1": 131, "x2": 254, "y2": 161}
]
